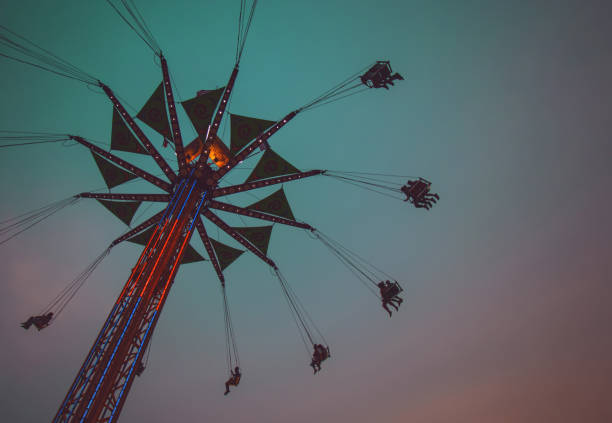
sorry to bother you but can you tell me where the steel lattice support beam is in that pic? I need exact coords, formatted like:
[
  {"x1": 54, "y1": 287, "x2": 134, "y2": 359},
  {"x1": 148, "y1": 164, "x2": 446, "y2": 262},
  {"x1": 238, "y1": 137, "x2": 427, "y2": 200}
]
[
  {"x1": 54, "y1": 223, "x2": 165, "y2": 421},
  {"x1": 203, "y1": 209, "x2": 276, "y2": 269},
  {"x1": 77, "y1": 193, "x2": 171, "y2": 202},
  {"x1": 110, "y1": 210, "x2": 166, "y2": 247},
  {"x1": 199, "y1": 65, "x2": 239, "y2": 163},
  {"x1": 160, "y1": 55, "x2": 188, "y2": 177},
  {"x1": 99, "y1": 82, "x2": 177, "y2": 184},
  {"x1": 54, "y1": 177, "x2": 207, "y2": 422},
  {"x1": 208, "y1": 199, "x2": 312, "y2": 230},
  {"x1": 70, "y1": 136, "x2": 172, "y2": 192},
  {"x1": 212, "y1": 170, "x2": 325, "y2": 198},
  {"x1": 213, "y1": 109, "x2": 299, "y2": 179},
  {"x1": 194, "y1": 217, "x2": 225, "y2": 284}
]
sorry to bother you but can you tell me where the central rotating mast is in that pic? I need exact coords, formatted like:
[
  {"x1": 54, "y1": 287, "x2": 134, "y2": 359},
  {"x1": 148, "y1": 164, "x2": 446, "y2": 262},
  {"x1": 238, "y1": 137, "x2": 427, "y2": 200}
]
[{"x1": 54, "y1": 172, "x2": 209, "y2": 422}]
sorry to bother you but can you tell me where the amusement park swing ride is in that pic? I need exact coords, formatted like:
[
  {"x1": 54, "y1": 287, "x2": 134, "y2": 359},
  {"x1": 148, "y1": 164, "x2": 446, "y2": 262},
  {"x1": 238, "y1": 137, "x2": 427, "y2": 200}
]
[{"x1": 0, "y1": 1, "x2": 439, "y2": 422}]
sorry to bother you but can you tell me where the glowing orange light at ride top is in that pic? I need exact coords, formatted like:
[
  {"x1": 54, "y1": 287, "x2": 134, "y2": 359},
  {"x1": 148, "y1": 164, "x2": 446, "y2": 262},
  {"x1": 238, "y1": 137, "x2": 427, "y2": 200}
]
[{"x1": 184, "y1": 133, "x2": 231, "y2": 167}]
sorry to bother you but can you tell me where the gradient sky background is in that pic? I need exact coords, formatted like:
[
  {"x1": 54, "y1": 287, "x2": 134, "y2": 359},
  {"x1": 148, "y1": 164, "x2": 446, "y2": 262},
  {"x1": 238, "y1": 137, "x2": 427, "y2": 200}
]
[{"x1": 1, "y1": 0, "x2": 611, "y2": 422}]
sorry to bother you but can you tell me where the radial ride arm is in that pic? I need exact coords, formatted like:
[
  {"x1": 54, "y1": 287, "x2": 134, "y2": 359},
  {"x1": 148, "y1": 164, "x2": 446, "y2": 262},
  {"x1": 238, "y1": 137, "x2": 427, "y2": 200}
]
[
  {"x1": 194, "y1": 217, "x2": 225, "y2": 285},
  {"x1": 202, "y1": 209, "x2": 277, "y2": 269},
  {"x1": 77, "y1": 193, "x2": 171, "y2": 202},
  {"x1": 160, "y1": 55, "x2": 188, "y2": 177},
  {"x1": 110, "y1": 209, "x2": 166, "y2": 247},
  {"x1": 212, "y1": 170, "x2": 325, "y2": 198},
  {"x1": 213, "y1": 109, "x2": 300, "y2": 181},
  {"x1": 70, "y1": 136, "x2": 172, "y2": 192},
  {"x1": 198, "y1": 65, "x2": 240, "y2": 166},
  {"x1": 208, "y1": 200, "x2": 312, "y2": 230},
  {"x1": 99, "y1": 82, "x2": 177, "y2": 183}
]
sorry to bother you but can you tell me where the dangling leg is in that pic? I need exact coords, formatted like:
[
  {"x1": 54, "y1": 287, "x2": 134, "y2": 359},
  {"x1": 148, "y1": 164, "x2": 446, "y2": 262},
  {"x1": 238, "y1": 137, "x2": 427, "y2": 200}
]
[
  {"x1": 224, "y1": 380, "x2": 231, "y2": 395},
  {"x1": 382, "y1": 301, "x2": 393, "y2": 317},
  {"x1": 393, "y1": 296, "x2": 403, "y2": 305},
  {"x1": 21, "y1": 317, "x2": 34, "y2": 330}
]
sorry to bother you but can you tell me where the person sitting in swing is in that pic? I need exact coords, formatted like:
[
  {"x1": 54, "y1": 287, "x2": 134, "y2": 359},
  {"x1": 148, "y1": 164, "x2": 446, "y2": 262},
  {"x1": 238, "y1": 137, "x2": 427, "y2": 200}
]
[
  {"x1": 224, "y1": 366, "x2": 242, "y2": 395},
  {"x1": 377, "y1": 281, "x2": 403, "y2": 317},
  {"x1": 135, "y1": 361, "x2": 146, "y2": 377},
  {"x1": 401, "y1": 178, "x2": 439, "y2": 209},
  {"x1": 310, "y1": 344, "x2": 330, "y2": 374},
  {"x1": 21, "y1": 312, "x2": 53, "y2": 330},
  {"x1": 360, "y1": 61, "x2": 404, "y2": 89}
]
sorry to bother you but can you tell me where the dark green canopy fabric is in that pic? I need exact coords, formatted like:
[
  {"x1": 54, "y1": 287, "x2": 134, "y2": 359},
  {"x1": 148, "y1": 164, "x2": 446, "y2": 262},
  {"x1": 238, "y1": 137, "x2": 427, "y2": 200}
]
[
  {"x1": 136, "y1": 82, "x2": 171, "y2": 139},
  {"x1": 246, "y1": 187, "x2": 296, "y2": 221},
  {"x1": 97, "y1": 200, "x2": 141, "y2": 225},
  {"x1": 232, "y1": 225, "x2": 273, "y2": 255},
  {"x1": 111, "y1": 108, "x2": 147, "y2": 154},
  {"x1": 126, "y1": 225, "x2": 156, "y2": 245},
  {"x1": 180, "y1": 245, "x2": 207, "y2": 264},
  {"x1": 91, "y1": 152, "x2": 138, "y2": 189},
  {"x1": 230, "y1": 114, "x2": 276, "y2": 154},
  {"x1": 181, "y1": 88, "x2": 225, "y2": 136},
  {"x1": 126, "y1": 225, "x2": 206, "y2": 264},
  {"x1": 209, "y1": 238, "x2": 244, "y2": 270},
  {"x1": 245, "y1": 149, "x2": 300, "y2": 182}
]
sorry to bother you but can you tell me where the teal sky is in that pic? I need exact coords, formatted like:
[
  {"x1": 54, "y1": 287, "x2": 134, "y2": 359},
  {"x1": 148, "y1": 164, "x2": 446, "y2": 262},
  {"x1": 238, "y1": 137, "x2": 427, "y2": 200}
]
[{"x1": 1, "y1": 1, "x2": 611, "y2": 422}]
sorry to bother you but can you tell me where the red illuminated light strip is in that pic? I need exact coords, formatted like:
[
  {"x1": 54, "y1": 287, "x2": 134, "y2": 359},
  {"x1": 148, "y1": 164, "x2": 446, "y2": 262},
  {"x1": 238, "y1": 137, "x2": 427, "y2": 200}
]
[
  {"x1": 156, "y1": 227, "x2": 192, "y2": 310},
  {"x1": 114, "y1": 224, "x2": 163, "y2": 305},
  {"x1": 129, "y1": 218, "x2": 171, "y2": 298},
  {"x1": 156, "y1": 194, "x2": 207, "y2": 307},
  {"x1": 138, "y1": 214, "x2": 182, "y2": 296},
  {"x1": 138, "y1": 180, "x2": 197, "y2": 295}
]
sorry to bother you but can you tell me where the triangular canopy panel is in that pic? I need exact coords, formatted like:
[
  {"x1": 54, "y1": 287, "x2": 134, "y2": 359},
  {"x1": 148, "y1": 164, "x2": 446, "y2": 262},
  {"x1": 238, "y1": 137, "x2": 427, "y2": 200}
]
[
  {"x1": 180, "y1": 244, "x2": 207, "y2": 264},
  {"x1": 230, "y1": 114, "x2": 276, "y2": 154},
  {"x1": 245, "y1": 149, "x2": 300, "y2": 183},
  {"x1": 181, "y1": 88, "x2": 225, "y2": 136},
  {"x1": 232, "y1": 226, "x2": 273, "y2": 255},
  {"x1": 91, "y1": 152, "x2": 138, "y2": 189},
  {"x1": 111, "y1": 108, "x2": 147, "y2": 154},
  {"x1": 97, "y1": 199, "x2": 141, "y2": 226},
  {"x1": 209, "y1": 238, "x2": 244, "y2": 271},
  {"x1": 136, "y1": 82, "x2": 172, "y2": 139},
  {"x1": 126, "y1": 225, "x2": 156, "y2": 245},
  {"x1": 246, "y1": 187, "x2": 296, "y2": 221}
]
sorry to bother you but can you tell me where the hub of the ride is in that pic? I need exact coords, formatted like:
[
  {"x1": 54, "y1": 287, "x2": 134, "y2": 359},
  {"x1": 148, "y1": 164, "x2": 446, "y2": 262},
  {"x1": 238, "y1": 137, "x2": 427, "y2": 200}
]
[{"x1": 191, "y1": 161, "x2": 218, "y2": 193}]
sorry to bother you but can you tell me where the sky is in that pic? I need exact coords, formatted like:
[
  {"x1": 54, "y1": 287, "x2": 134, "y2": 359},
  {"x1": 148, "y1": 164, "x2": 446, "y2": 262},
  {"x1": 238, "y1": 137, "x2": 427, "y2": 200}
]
[{"x1": 1, "y1": 0, "x2": 611, "y2": 422}]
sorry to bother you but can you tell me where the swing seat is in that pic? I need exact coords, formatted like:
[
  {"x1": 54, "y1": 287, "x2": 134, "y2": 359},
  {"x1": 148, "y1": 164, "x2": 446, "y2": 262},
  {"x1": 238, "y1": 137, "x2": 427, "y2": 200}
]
[
  {"x1": 403, "y1": 179, "x2": 430, "y2": 200},
  {"x1": 382, "y1": 282, "x2": 403, "y2": 299},
  {"x1": 22, "y1": 312, "x2": 53, "y2": 331},
  {"x1": 360, "y1": 61, "x2": 393, "y2": 88},
  {"x1": 312, "y1": 345, "x2": 330, "y2": 363}
]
